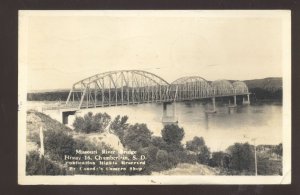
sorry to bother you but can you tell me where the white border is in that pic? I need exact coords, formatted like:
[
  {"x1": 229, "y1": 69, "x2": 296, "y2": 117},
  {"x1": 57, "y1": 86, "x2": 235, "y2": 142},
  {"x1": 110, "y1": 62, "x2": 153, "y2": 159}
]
[{"x1": 18, "y1": 10, "x2": 291, "y2": 185}]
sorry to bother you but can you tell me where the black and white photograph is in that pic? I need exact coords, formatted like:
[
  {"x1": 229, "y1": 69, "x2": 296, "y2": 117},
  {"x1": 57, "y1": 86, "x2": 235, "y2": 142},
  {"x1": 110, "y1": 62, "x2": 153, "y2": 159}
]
[{"x1": 18, "y1": 10, "x2": 291, "y2": 184}]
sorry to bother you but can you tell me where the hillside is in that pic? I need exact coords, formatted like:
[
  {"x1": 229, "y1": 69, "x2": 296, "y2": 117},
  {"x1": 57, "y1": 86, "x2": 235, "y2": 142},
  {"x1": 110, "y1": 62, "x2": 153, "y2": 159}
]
[
  {"x1": 26, "y1": 110, "x2": 121, "y2": 153},
  {"x1": 244, "y1": 77, "x2": 282, "y2": 92},
  {"x1": 26, "y1": 109, "x2": 73, "y2": 151},
  {"x1": 244, "y1": 77, "x2": 282, "y2": 100}
]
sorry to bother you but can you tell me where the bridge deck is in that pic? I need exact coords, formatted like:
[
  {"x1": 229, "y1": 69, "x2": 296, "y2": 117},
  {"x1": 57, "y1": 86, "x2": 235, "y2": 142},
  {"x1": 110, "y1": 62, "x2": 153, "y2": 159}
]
[{"x1": 43, "y1": 93, "x2": 250, "y2": 111}]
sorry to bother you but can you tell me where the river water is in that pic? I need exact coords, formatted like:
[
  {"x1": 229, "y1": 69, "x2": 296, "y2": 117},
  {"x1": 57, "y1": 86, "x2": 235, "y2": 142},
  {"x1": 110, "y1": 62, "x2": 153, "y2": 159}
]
[{"x1": 62, "y1": 100, "x2": 282, "y2": 152}]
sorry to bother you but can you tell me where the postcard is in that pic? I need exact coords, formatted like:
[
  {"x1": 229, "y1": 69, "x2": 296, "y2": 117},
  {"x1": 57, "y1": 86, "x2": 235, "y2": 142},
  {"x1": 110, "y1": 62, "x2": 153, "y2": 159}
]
[{"x1": 18, "y1": 10, "x2": 291, "y2": 184}]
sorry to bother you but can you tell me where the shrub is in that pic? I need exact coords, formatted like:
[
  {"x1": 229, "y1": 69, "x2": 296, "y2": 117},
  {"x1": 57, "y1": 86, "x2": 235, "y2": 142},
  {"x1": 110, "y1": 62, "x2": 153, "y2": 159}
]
[
  {"x1": 274, "y1": 143, "x2": 283, "y2": 157},
  {"x1": 26, "y1": 151, "x2": 66, "y2": 175},
  {"x1": 123, "y1": 123, "x2": 152, "y2": 150},
  {"x1": 186, "y1": 136, "x2": 211, "y2": 165},
  {"x1": 196, "y1": 145, "x2": 210, "y2": 165},
  {"x1": 73, "y1": 112, "x2": 111, "y2": 133},
  {"x1": 257, "y1": 153, "x2": 282, "y2": 175},
  {"x1": 186, "y1": 136, "x2": 205, "y2": 152},
  {"x1": 156, "y1": 150, "x2": 171, "y2": 169},
  {"x1": 150, "y1": 136, "x2": 170, "y2": 151},
  {"x1": 44, "y1": 129, "x2": 77, "y2": 161},
  {"x1": 72, "y1": 116, "x2": 85, "y2": 131},
  {"x1": 161, "y1": 124, "x2": 184, "y2": 148},
  {"x1": 209, "y1": 151, "x2": 230, "y2": 168},
  {"x1": 227, "y1": 142, "x2": 255, "y2": 174},
  {"x1": 110, "y1": 115, "x2": 129, "y2": 144}
]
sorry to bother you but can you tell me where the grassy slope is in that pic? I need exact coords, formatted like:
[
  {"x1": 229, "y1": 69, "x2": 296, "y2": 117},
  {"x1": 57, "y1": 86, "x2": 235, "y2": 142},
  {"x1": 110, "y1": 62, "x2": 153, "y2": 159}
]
[
  {"x1": 26, "y1": 110, "x2": 74, "y2": 153},
  {"x1": 26, "y1": 110, "x2": 121, "y2": 152}
]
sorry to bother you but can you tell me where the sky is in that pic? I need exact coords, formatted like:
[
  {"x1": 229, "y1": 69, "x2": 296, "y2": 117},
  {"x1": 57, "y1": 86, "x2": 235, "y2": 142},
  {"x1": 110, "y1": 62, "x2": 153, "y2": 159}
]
[{"x1": 20, "y1": 11, "x2": 288, "y2": 91}]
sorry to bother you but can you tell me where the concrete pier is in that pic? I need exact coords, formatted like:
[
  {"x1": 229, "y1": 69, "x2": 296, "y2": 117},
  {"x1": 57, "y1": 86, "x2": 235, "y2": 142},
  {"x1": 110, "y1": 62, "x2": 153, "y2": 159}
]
[
  {"x1": 162, "y1": 102, "x2": 178, "y2": 125},
  {"x1": 233, "y1": 95, "x2": 237, "y2": 106},
  {"x1": 206, "y1": 97, "x2": 217, "y2": 114},
  {"x1": 243, "y1": 94, "x2": 250, "y2": 105}
]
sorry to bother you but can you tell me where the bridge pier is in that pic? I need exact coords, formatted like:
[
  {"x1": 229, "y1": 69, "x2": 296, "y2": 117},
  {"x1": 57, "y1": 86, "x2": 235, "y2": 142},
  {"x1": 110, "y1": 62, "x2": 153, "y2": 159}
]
[
  {"x1": 212, "y1": 97, "x2": 216, "y2": 112},
  {"x1": 228, "y1": 95, "x2": 237, "y2": 113},
  {"x1": 206, "y1": 97, "x2": 217, "y2": 113},
  {"x1": 233, "y1": 95, "x2": 237, "y2": 106},
  {"x1": 162, "y1": 102, "x2": 178, "y2": 125},
  {"x1": 243, "y1": 94, "x2": 250, "y2": 105},
  {"x1": 228, "y1": 95, "x2": 237, "y2": 109}
]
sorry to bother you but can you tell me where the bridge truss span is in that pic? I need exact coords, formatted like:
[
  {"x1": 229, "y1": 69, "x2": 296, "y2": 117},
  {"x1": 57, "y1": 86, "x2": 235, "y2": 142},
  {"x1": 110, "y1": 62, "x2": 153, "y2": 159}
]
[
  {"x1": 65, "y1": 70, "x2": 250, "y2": 109},
  {"x1": 170, "y1": 76, "x2": 213, "y2": 101},
  {"x1": 232, "y1": 81, "x2": 249, "y2": 94},
  {"x1": 66, "y1": 70, "x2": 171, "y2": 109},
  {"x1": 211, "y1": 80, "x2": 235, "y2": 96}
]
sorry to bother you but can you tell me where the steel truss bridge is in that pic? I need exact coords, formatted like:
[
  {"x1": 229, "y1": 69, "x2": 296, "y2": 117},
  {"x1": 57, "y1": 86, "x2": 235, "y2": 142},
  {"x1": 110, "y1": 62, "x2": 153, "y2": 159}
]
[{"x1": 65, "y1": 70, "x2": 250, "y2": 109}]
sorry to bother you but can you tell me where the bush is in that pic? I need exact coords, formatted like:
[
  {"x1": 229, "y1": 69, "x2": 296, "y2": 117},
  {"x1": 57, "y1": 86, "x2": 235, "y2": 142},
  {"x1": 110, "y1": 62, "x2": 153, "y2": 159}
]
[
  {"x1": 156, "y1": 150, "x2": 172, "y2": 169},
  {"x1": 151, "y1": 136, "x2": 167, "y2": 148},
  {"x1": 73, "y1": 112, "x2": 111, "y2": 133},
  {"x1": 186, "y1": 136, "x2": 211, "y2": 165},
  {"x1": 257, "y1": 153, "x2": 282, "y2": 175},
  {"x1": 209, "y1": 151, "x2": 230, "y2": 168},
  {"x1": 196, "y1": 145, "x2": 210, "y2": 165},
  {"x1": 227, "y1": 142, "x2": 255, "y2": 174},
  {"x1": 138, "y1": 145, "x2": 159, "y2": 174},
  {"x1": 44, "y1": 129, "x2": 77, "y2": 161},
  {"x1": 176, "y1": 151, "x2": 197, "y2": 164},
  {"x1": 26, "y1": 151, "x2": 66, "y2": 175},
  {"x1": 186, "y1": 137, "x2": 205, "y2": 152},
  {"x1": 123, "y1": 123, "x2": 152, "y2": 150},
  {"x1": 110, "y1": 115, "x2": 129, "y2": 144},
  {"x1": 274, "y1": 143, "x2": 283, "y2": 157},
  {"x1": 161, "y1": 124, "x2": 184, "y2": 149}
]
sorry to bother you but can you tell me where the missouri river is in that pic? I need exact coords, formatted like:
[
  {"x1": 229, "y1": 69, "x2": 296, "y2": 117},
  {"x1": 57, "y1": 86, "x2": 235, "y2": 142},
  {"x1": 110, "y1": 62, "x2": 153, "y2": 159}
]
[{"x1": 29, "y1": 101, "x2": 283, "y2": 151}]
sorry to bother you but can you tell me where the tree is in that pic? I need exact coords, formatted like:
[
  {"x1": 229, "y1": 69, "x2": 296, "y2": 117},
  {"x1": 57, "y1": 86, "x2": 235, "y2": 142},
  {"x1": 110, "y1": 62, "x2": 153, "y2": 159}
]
[
  {"x1": 274, "y1": 143, "x2": 283, "y2": 158},
  {"x1": 123, "y1": 123, "x2": 152, "y2": 150},
  {"x1": 110, "y1": 115, "x2": 129, "y2": 144},
  {"x1": 93, "y1": 112, "x2": 111, "y2": 132},
  {"x1": 186, "y1": 136, "x2": 210, "y2": 165},
  {"x1": 138, "y1": 145, "x2": 159, "y2": 173},
  {"x1": 73, "y1": 112, "x2": 111, "y2": 133},
  {"x1": 227, "y1": 142, "x2": 255, "y2": 174},
  {"x1": 150, "y1": 136, "x2": 168, "y2": 150},
  {"x1": 44, "y1": 129, "x2": 77, "y2": 161},
  {"x1": 186, "y1": 136, "x2": 205, "y2": 152},
  {"x1": 161, "y1": 124, "x2": 184, "y2": 148},
  {"x1": 72, "y1": 116, "x2": 85, "y2": 131},
  {"x1": 26, "y1": 151, "x2": 66, "y2": 175},
  {"x1": 156, "y1": 150, "x2": 171, "y2": 169},
  {"x1": 209, "y1": 151, "x2": 229, "y2": 168},
  {"x1": 197, "y1": 145, "x2": 210, "y2": 165}
]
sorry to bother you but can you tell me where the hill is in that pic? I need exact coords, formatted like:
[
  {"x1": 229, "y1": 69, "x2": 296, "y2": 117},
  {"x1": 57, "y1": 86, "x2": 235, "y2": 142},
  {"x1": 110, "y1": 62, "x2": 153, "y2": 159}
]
[
  {"x1": 26, "y1": 110, "x2": 121, "y2": 154},
  {"x1": 244, "y1": 77, "x2": 282, "y2": 92},
  {"x1": 244, "y1": 77, "x2": 282, "y2": 100}
]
